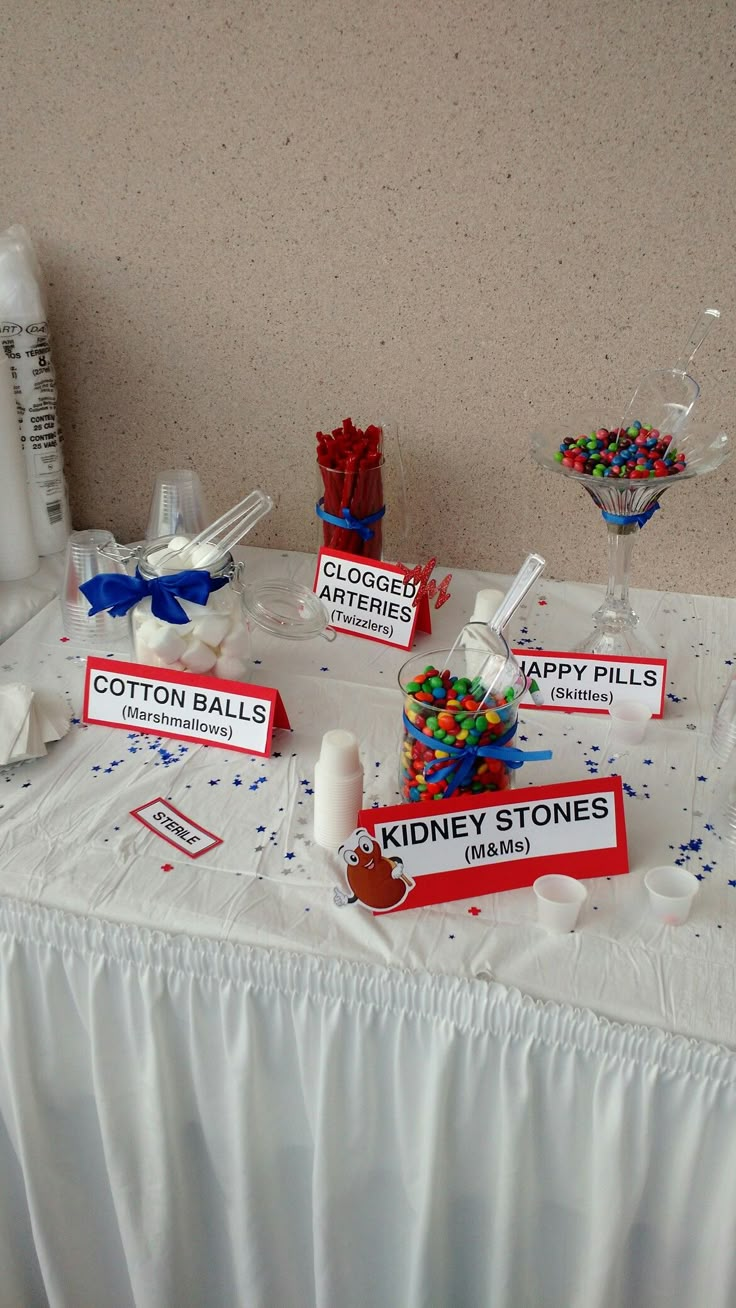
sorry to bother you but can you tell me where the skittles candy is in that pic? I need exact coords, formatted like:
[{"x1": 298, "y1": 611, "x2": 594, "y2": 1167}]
[{"x1": 554, "y1": 422, "x2": 687, "y2": 480}]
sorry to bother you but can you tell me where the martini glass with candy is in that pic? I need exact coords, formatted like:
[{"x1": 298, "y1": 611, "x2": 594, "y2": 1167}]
[{"x1": 531, "y1": 411, "x2": 729, "y2": 656}]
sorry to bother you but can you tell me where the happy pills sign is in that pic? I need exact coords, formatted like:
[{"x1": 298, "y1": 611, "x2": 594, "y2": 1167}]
[
  {"x1": 514, "y1": 649, "x2": 667, "y2": 717},
  {"x1": 359, "y1": 777, "x2": 628, "y2": 911},
  {"x1": 83, "y1": 657, "x2": 289, "y2": 757}
]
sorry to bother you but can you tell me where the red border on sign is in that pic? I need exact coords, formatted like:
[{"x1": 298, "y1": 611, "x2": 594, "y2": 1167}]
[
  {"x1": 359, "y1": 776, "x2": 628, "y2": 912},
  {"x1": 313, "y1": 547, "x2": 428, "y2": 650},
  {"x1": 82, "y1": 657, "x2": 286, "y2": 757},
  {"x1": 513, "y1": 648, "x2": 667, "y2": 719},
  {"x1": 130, "y1": 797, "x2": 223, "y2": 858}
]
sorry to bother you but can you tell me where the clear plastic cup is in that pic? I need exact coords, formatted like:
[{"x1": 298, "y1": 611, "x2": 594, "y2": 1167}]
[
  {"x1": 533, "y1": 874, "x2": 588, "y2": 931},
  {"x1": 711, "y1": 675, "x2": 736, "y2": 762},
  {"x1": 63, "y1": 529, "x2": 129, "y2": 647},
  {"x1": 608, "y1": 701, "x2": 651, "y2": 746},
  {"x1": 145, "y1": 470, "x2": 208, "y2": 541},
  {"x1": 644, "y1": 865, "x2": 699, "y2": 925}
]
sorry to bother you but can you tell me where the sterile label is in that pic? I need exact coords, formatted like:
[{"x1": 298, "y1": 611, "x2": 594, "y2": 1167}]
[
  {"x1": 313, "y1": 548, "x2": 431, "y2": 649},
  {"x1": 359, "y1": 777, "x2": 628, "y2": 912},
  {"x1": 513, "y1": 649, "x2": 667, "y2": 717},
  {"x1": 83, "y1": 658, "x2": 290, "y2": 757},
  {"x1": 130, "y1": 797, "x2": 223, "y2": 858}
]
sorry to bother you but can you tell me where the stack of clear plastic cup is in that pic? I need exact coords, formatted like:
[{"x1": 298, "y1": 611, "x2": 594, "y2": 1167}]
[
  {"x1": 62, "y1": 530, "x2": 129, "y2": 647},
  {"x1": 313, "y1": 730, "x2": 364, "y2": 850},
  {"x1": 145, "y1": 470, "x2": 208, "y2": 541},
  {"x1": 711, "y1": 675, "x2": 736, "y2": 762}
]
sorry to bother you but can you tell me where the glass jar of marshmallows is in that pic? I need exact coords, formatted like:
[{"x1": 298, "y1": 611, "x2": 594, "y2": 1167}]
[{"x1": 129, "y1": 535, "x2": 250, "y2": 679}]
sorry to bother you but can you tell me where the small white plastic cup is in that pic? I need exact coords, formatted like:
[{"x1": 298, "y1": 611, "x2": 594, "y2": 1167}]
[
  {"x1": 470, "y1": 588, "x2": 506, "y2": 624},
  {"x1": 644, "y1": 865, "x2": 699, "y2": 925},
  {"x1": 533, "y1": 874, "x2": 588, "y2": 932},
  {"x1": 608, "y1": 701, "x2": 652, "y2": 746}
]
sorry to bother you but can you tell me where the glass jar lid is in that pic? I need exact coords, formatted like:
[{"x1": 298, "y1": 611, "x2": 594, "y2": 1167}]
[{"x1": 241, "y1": 579, "x2": 331, "y2": 641}]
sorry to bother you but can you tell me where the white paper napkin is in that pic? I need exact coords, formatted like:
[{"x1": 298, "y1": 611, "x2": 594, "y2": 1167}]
[{"x1": 0, "y1": 683, "x2": 70, "y2": 765}]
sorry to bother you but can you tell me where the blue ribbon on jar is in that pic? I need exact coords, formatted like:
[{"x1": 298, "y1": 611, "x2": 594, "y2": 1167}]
[
  {"x1": 315, "y1": 499, "x2": 386, "y2": 542},
  {"x1": 80, "y1": 569, "x2": 228, "y2": 626},
  {"x1": 402, "y1": 712, "x2": 552, "y2": 799}
]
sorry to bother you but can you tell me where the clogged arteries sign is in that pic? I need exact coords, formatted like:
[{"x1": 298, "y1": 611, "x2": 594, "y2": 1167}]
[
  {"x1": 358, "y1": 776, "x2": 628, "y2": 912},
  {"x1": 313, "y1": 549, "x2": 431, "y2": 649}
]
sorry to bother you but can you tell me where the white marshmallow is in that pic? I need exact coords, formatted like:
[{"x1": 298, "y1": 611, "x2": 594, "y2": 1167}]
[
  {"x1": 167, "y1": 661, "x2": 186, "y2": 670},
  {"x1": 181, "y1": 640, "x2": 217, "y2": 673},
  {"x1": 147, "y1": 626, "x2": 187, "y2": 663},
  {"x1": 215, "y1": 655, "x2": 249, "y2": 682},
  {"x1": 192, "y1": 612, "x2": 231, "y2": 648},
  {"x1": 134, "y1": 643, "x2": 157, "y2": 666},
  {"x1": 221, "y1": 626, "x2": 250, "y2": 659},
  {"x1": 135, "y1": 615, "x2": 166, "y2": 645}
]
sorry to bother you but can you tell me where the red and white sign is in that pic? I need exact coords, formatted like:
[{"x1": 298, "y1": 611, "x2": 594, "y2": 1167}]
[
  {"x1": 359, "y1": 777, "x2": 628, "y2": 912},
  {"x1": 313, "y1": 548, "x2": 431, "y2": 650},
  {"x1": 514, "y1": 649, "x2": 667, "y2": 717},
  {"x1": 83, "y1": 657, "x2": 290, "y2": 757},
  {"x1": 130, "y1": 798, "x2": 222, "y2": 858}
]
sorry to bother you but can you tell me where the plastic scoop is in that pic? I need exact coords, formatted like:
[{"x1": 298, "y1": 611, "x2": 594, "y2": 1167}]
[
  {"x1": 620, "y1": 307, "x2": 720, "y2": 436},
  {"x1": 154, "y1": 489, "x2": 274, "y2": 571},
  {"x1": 471, "y1": 554, "x2": 545, "y2": 706},
  {"x1": 443, "y1": 553, "x2": 545, "y2": 707}
]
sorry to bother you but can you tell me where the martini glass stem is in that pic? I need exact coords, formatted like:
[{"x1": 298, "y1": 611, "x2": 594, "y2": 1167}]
[{"x1": 592, "y1": 522, "x2": 639, "y2": 636}]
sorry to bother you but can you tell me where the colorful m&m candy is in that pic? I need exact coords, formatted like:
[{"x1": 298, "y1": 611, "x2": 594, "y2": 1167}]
[{"x1": 401, "y1": 665, "x2": 518, "y2": 802}]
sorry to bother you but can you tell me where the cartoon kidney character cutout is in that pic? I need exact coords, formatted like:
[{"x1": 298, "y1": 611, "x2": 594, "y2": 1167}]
[{"x1": 336, "y1": 827, "x2": 415, "y2": 912}]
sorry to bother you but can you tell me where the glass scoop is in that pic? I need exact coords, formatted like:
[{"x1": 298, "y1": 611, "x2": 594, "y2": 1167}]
[{"x1": 620, "y1": 308, "x2": 720, "y2": 436}]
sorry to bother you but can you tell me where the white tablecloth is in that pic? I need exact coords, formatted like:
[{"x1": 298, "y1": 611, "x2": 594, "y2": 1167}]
[{"x1": 1, "y1": 548, "x2": 736, "y2": 1307}]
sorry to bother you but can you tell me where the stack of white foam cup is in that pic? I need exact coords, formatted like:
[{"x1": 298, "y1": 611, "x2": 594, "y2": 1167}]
[
  {"x1": 314, "y1": 729, "x2": 364, "y2": 850},
  {"x1": 470, "y1": 588, "x2": 505, "y2": 624}
]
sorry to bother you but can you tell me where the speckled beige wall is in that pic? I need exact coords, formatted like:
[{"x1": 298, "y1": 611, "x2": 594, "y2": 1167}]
[{"x1": 1, "y1": 0, "x2": 734, "y2": 593}]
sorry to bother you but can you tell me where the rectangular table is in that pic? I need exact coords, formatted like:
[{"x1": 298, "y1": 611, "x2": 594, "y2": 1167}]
[{"x1": 1, "y1": 548, "x2": 735, "y2": 1308}]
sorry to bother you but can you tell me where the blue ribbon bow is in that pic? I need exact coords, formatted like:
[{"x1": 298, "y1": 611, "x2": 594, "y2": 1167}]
[
  {"x1": 315, "y1": 499, "x2": 386, "y2": 541},
  {"x1": 80, "y1": 568, "x2": 228, "y2": 625},
  {"x1": 402, "y1": 712, "x2": 552, "y2": 799},
  {"x1": 601, "y1": 502, "x2": 660, "y2": 529}
]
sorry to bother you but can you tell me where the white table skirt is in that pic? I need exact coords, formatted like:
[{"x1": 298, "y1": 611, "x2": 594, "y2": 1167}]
[
  {"x1": 2, "y1": 548, "x2": 736, "y2": 1306},
  {"x1": 2, "y1": 897, "x2": 735, "y2": 1308}
]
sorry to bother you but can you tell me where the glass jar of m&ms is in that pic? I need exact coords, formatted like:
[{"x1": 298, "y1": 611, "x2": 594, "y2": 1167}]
[
  {"x1": 398, "y1": 634, "x2": 527, "y2": 803},
  {"x1": 130, "y1": 535, "x2": 250, "y2": 679}
]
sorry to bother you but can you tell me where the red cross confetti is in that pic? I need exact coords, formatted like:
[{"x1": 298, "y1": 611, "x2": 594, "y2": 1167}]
[
  {"x1": 59, "y1": 636, "x2": 70, "y2": 642},
  {"x1": 161, "y1": 863, "x2": 174, "y2": 873},
  {"x1": 538, "y1": 599, "x2": 547, "y2": 606},
  {"x1": 467, "y1": 906, "x2": 482, "y2": 916}
]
